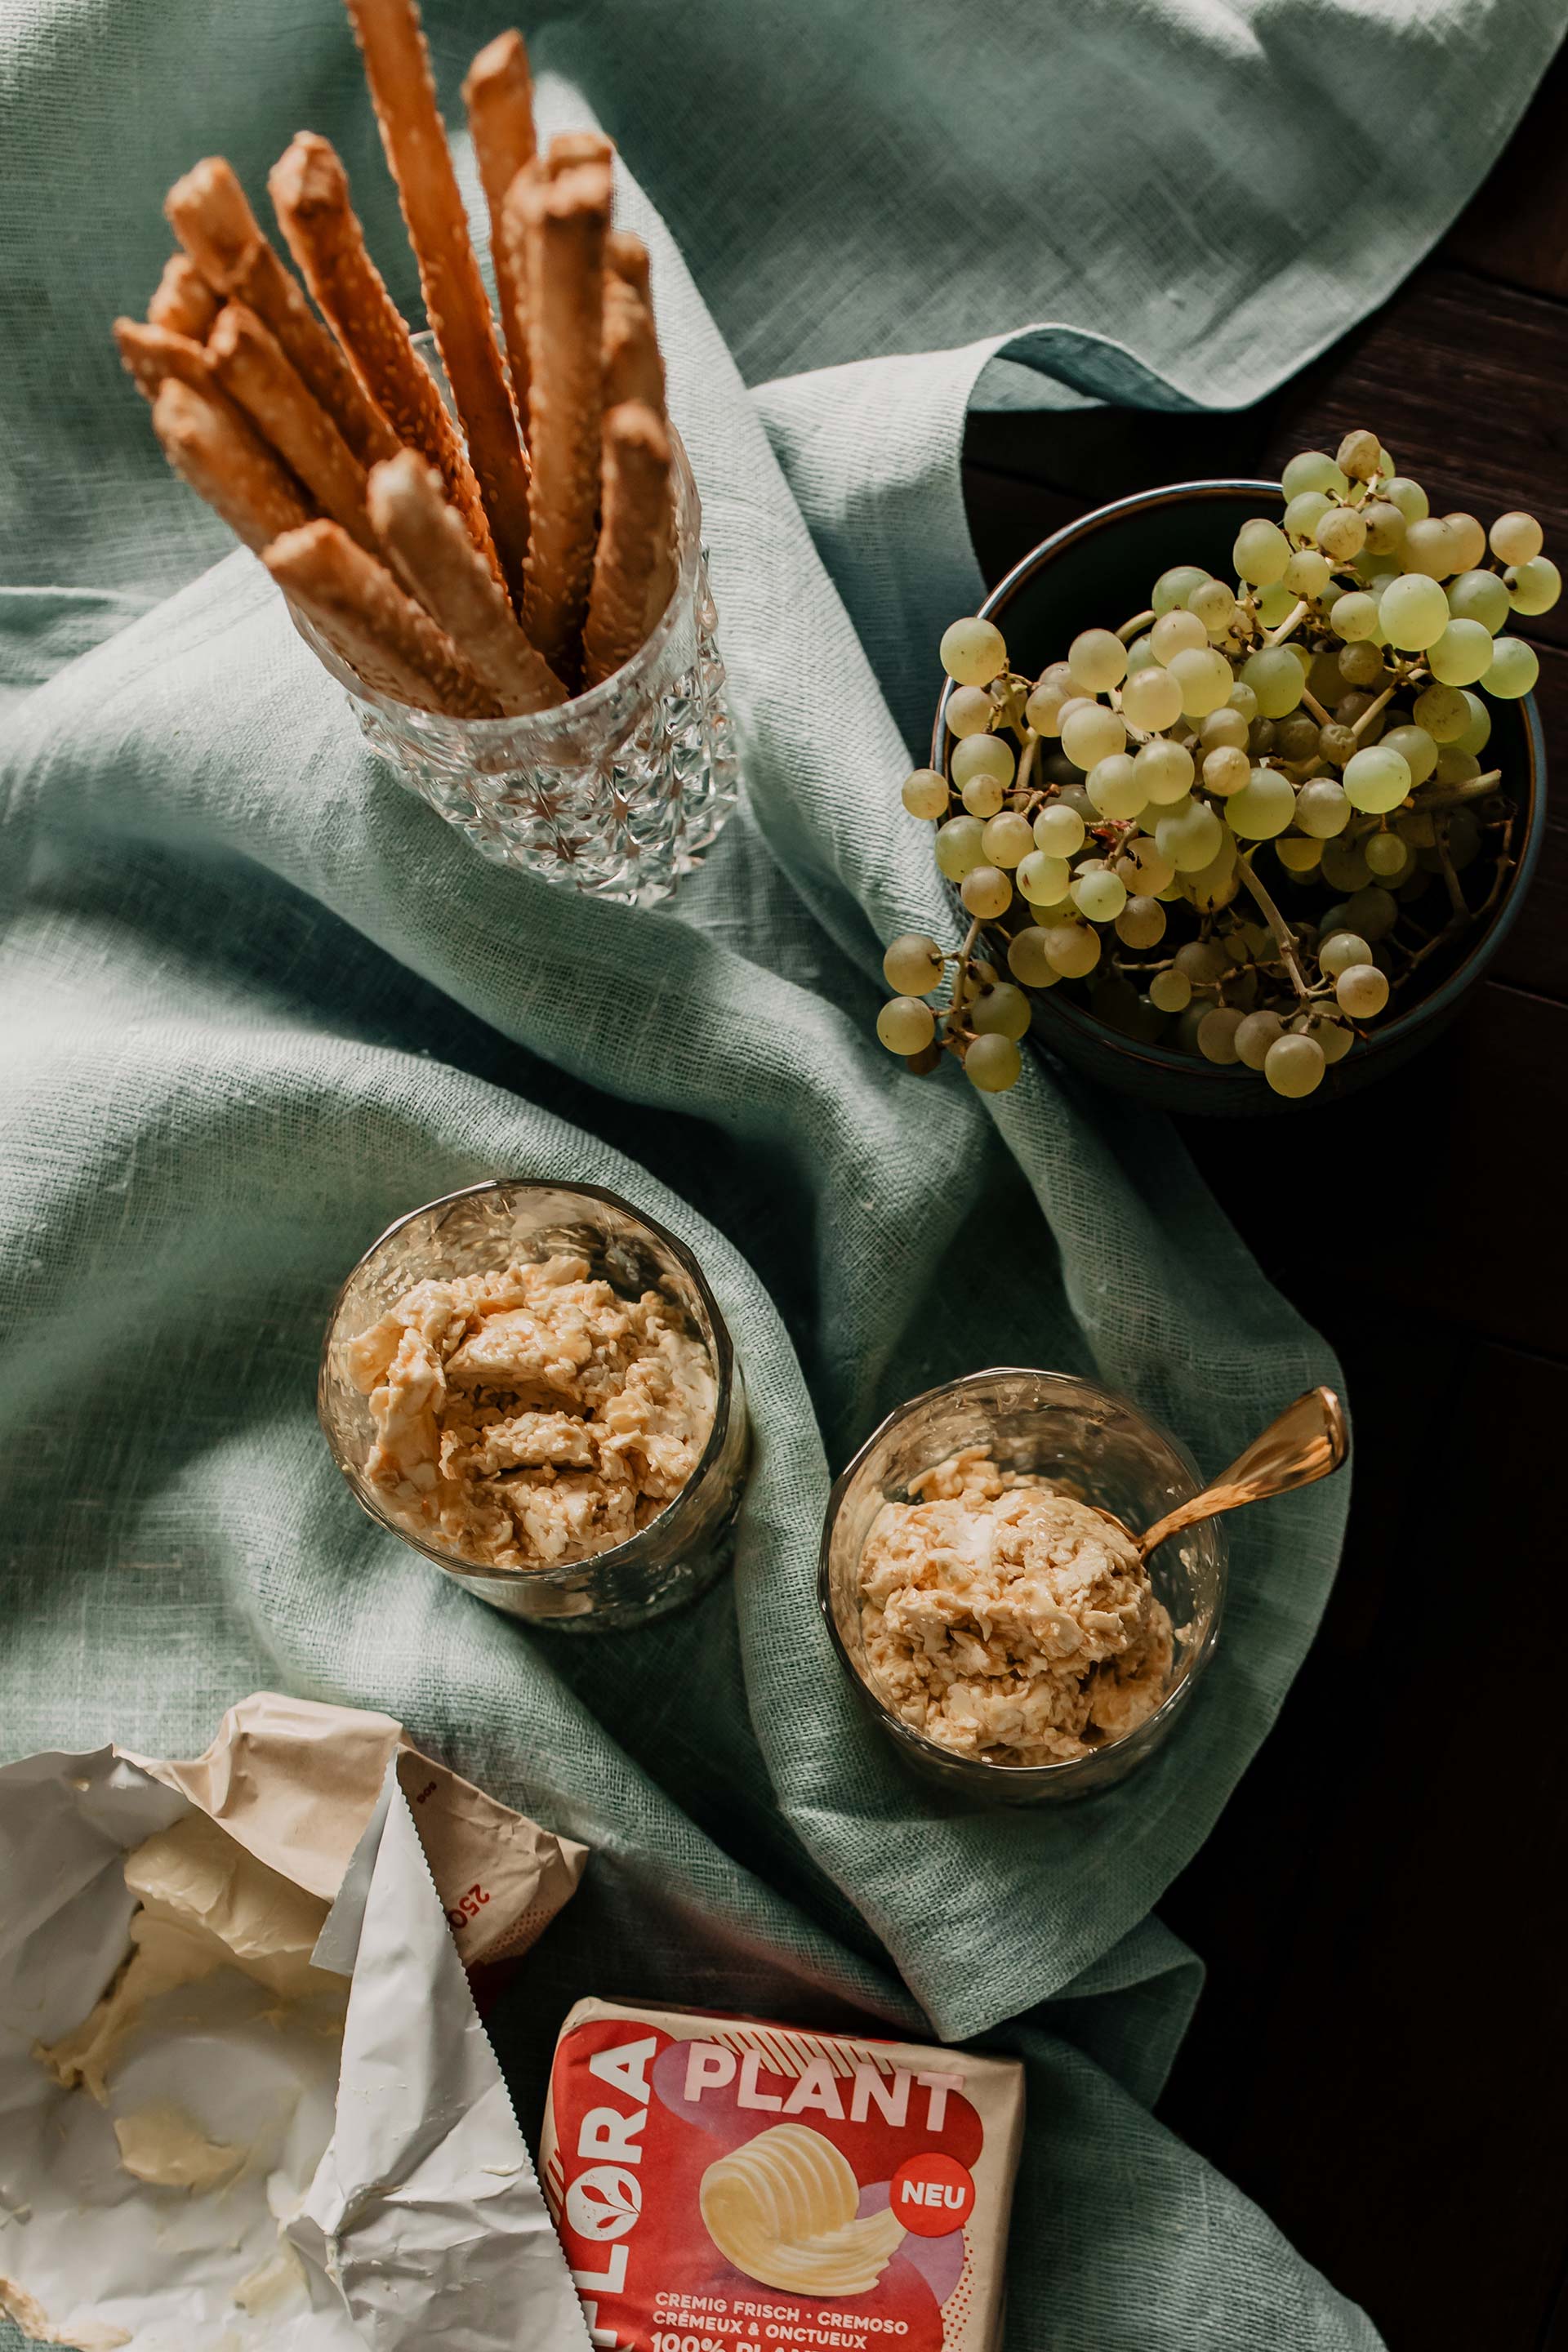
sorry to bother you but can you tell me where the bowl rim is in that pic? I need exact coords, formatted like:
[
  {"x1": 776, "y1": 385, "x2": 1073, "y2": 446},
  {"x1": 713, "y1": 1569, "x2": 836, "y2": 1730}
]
[
  {"x1": 315, "y1": 1176, "x2": 738, "y2": 1587},
  {"x1": 932, "y1": 476, "x2": 1547, "y2": 1087},
  {"x1": 816, "y1": 1364, "x2": 1227, "y2": 1791}
]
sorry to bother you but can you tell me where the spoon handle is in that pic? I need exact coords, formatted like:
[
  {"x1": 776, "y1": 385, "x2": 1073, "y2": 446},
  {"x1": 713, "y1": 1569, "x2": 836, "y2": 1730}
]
[{"x1": 1137, "y1": 1385, "x2": 1348, "y2": 1559}]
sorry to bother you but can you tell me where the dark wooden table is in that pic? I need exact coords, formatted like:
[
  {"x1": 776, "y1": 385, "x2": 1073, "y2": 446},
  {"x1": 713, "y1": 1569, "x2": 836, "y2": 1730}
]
[{"x1": 961, "y1": 48, "x2": 1568, "y2": 2352}]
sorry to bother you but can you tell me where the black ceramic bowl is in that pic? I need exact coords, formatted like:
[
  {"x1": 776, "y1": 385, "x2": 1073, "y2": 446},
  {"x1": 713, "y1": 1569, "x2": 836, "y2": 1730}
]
[{"x1": 934, "y1": 480, "x2": 1547, "y2": 1116}]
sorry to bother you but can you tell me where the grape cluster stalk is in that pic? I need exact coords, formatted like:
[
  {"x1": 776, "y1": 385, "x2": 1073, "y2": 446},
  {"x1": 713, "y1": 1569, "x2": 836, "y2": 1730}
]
[{"x1": 879, "y1": 428, "x2": 1557, "y2": 1099}]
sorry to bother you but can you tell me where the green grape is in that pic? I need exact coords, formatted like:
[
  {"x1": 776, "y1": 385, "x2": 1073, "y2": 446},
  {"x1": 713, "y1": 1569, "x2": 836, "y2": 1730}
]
[
  {"x1": 1189, "y1": 578, "x2": 1238, "y2": 634},
  {"x1": 1379, "y1": 572, "x2": 1450, "y2": 649},
  {"x1": 1433, "y1": 746, "x2": 1480, "y2": 788},
  {"x1": 1134, "y1": 737, "x2": 1196, "y2": 805},
  {"x1": 1320, "y1": 835, "x2": 1371, "y2": 893},
  {"x1": 1443, "y1": 514, "x2": 1487, "y2": 572},
  {"x1": 982, "y1": 809, "x2": 1035, "y2": 867},
  {"x1": 1383, "y1": 476, "x2": 1429, "y2": 524},
  {"x1": 1454, "y1": 691, "x2": 1492, "y2": 757},
  {"x1": 1119, "y1": 835, "x2": 1176, "y2": 894},
  {"x1": 1427, "y1": 618, "x2": 1495, "y2": 687},
  {"x1": 1071, "y1": 866, "x2": 1128, "y2": 922},
  {"x1": 1276, "y1": 715, "x2": 1321, "y2": 763},
  {"x1": 1343, "y1": 884, "x2": 1398, "y2": 942},
  {"x1": 1441, "y1": 808, "x2": 1483, "y2": 871},
  {"x1": 951, "y1": 732, "x2": 1016, "y2": 792},
  {"x1": 1197, "y1": 1006, "x2": 1245, "y2": 1064},
  {"x1": 1485, "y1": 636, "x2": 1539, "y2": 699},
  {"x1": 1125, "y1": 632, "x2": 1160, "y2": 673},
  {"x1": 1264, "y1": 1031, "x2": 1326, "y2": 1098},
  {"x1": 1024, "y1": 678, "x2": 1070, "y2": 736},
  {"x1": 1017, "y1": 850, "x2": 1071, "y2": 906},
  {"x1": 1203, "y1": 744, "x2": 1251, "y2": 796},
  {"x1": 964, "y1": 1033, "x2": 1022, "y2": 1093},
  {"x1": 1343, "y1": 744, "x2": 1412, "y2": 813},
  {"x1": 1043, "y1": 921, "x2": 1102, "y2": 978},
  {"x1": 1282, "y1": 450, "x2": 1349, "y2": 500},
  {"x1": 1331, "y1": 591, "x2": 1381, "y2": 644},
  {"x1": 902, "y1": 768, "x2": 950, "y2": 819},
  {"x1": 1120, "y1": 664, "x2": 1185, "y2": 733},
  {"x1": 1508, "y1": 556, "x2": 1561, "y2": 616},
  {"x1": 1361, "y1": 500, "x2": 1406, "y2": 557},
  {"x1": 1008, "y1": 928, "x2": 1060, "y2": 987},
  {"x1": 877, "y1": 996, "x2": 936, "y2": 1054},
  {"x1": 1376, "y1": 443, "x2": 1396, "y2": 476},
  {"x1": 1152, "y1": 564, "x2": 1212, "y2": 616},
  {"x1": 1335, "y1": 689, "x2": 1385, "y2": 741},
  {"x1": 1241, "y1": 647, "x2": 1304, "y2": 718},
  {"x1": 1183, "y1": 841, "x2": 1240, "y2": 912},
  {"x1": 1167, "y1": 644, "x2": 1234, "y2": 715},
  {"x1": 1256, "y1": 581, "x2": 1297, "y2": 627},
  {"x1": 1283, "y1": 489, "x2": 1333, "y2": 546},
  {"x1": 1401, "y1": 517, "x2": 1457, "y2": 580},
  {"x1": 1378, "y1": 723, "x2": 1437, "y2": 785},
  {"x1": 1446, "y1": 569, "x2": 1512, "y2": 634},
  {"x1": 941, "y1": 617, "x2": 1008, "y2": 686},
  {"x1": 1317, "y1": 929, "x2": 1370, "y2": 977},
  {"x1": 1336, "y1": 426, "x2": 1381, "y2": 481},
  {"x1": 1491, "y1": 510, "x2": 1543, "y2": 564},
  {"x1": 1115, "y1": 894, "x2": 1166, "y2": 949},
  {"x1": 1059, "y1": 782, "x2": 1097, "y2": 817},
  {"x1": 961, "y1": 773, "x2": 1005, "y2": 819},
  {"x1": 1335, "y1": 963, "x2": 1389, "y2": 1018},
  {"x1": 1412, "y1": 681, "x2": 1470, "y2": 742},
  {"x1": 947, "y1": 685, "x2": 995, "y2": 738},
  {"x1": 1316, "y1": 505, "x2": 1366, "y2": 562},
  {"x1": 1364, "y1": 829, "x2": 1412, "y2": 880},
  {"x1": 1234, "y1": 518, "x2": 1291, "y2": 586},
  {"x1": 961, "y1": 865, "x2": 1013, "y2": 920},
  {"x1": 1061, "y1": 702, "x2": 1127, "y2": 770},
  {"x1": 1285, "y1": 548, "x2": 1333, "y2": 599},
  {"x1": 1235, "y1": 1009, "x2": 1285, "y2": 1069},
  {"x1": 1156, "y1": 800, "x2": 1224, "y2": 871},
  {"x1": 1173, "y1": 940, "x2": 1227, "y2": 986},
  {"x1": 1201, "y1": 707, "x2": 1251, "y2": 753},
  {"x1": 883, "y1": 933, "x2": 944, "y2": 994},
  {"x1": 1312, "y1": 1016, "x2": 1355, "y2": 1066},
  {"x1": 1396, "y1": 808, "x2": 1437, "y2": 848},
  {"x1": 1307, "y1": 648, "x2": 1344, "y2": 706},
  {"x1": 1034, "y1": 802, "x2": 1086, "y2": 857},
  {"x1": 1151, "y1": 608, "x2": 1209, "y2": 662},
  {"x1": 1276, "y1": 834, "x2": 1324, "y2": 873},
  {"x1": 1227, "y1": 679, "x2": 1260, "y2": 722},
  {"x1": 1149, "y1": 967, "x2": 1192, "y2": 1013},
  {"x1": 972, "y1": 982, "x2": 1031, "y2": 1040},
  {"x1": 1087, "y1": 753, "x2": 1147, "y2": 820},
  {"x1": 1316, "y1": 722, "x2": 1358, "y2": 767},
  {"x1": 1227, "y1": 767, "x2": 1296, "y2": 839},
  {"x1": 1067, "y1": 627, "x2": 1128, "y2": 692},
  {"x1": 934, "y1": 814, "x2": 986, "y2": 880}
]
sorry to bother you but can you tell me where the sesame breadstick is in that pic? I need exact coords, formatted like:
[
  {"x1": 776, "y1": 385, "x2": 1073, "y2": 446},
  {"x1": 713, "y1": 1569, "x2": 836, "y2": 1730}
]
[
  {"x1": 265, "y1": 518, "x2": 502, "y2": 718},
  {"x1": 166, "y1": 158, "x2": 397, "y2": 469},
  {"x1": 207, "y1": 303, "x2": 380, "y2": 555},
  {"x1": 342, "y1": 0, "x2": 532, "y2": 608},
  {"x1": 147, "y1": 253, "x2": 220, "y2": 340},
  {"x1": 602, "y1": 276, "x2": 666, "y2": 416},
  {"x1": 605, "y1": 229, "x2": 651, "y2": 309},
  {"x1": 114, "y1": 318, "x2": 229, "y2": 408},
  {"x1": 461, "y1": 31, "x2": 537, "y2": 427},
  {"x1": 581, "y1": 401, "x2": 672, "y2": 688},
  {"x1": 268, "y1": 131, "x2": 495, "y2": 572},
  {"x1": 545, "y1": 130, "x2": 614, "y2": 175},
  {"x1": 152, "y1": 376, "x2": 314, "y2": 555},
  {"x1": 368, "y1": 450, "x2": 565, "y2": 714},
  {"x1": 505, "y1": 157, "x2": 612, "y2": 676}
]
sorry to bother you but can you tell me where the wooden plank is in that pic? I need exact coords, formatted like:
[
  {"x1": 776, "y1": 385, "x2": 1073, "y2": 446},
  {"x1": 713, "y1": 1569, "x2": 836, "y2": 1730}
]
[{"x1": 1447, "y1": 40, "x2": 1568, "y2": 304}]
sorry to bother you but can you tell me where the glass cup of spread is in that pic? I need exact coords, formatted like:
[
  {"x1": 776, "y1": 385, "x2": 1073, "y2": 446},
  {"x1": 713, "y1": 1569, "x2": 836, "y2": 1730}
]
[
  {"x1": 818, "y1": 1366, "x2": 1226, "y2": 1801},
  {"x1": 318, "y1": 1178, "x2": 749, "y2": 1629}
]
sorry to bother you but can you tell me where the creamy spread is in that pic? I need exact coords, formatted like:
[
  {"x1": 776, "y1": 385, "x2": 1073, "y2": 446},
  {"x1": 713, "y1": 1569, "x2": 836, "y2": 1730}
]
[
  {"x1": 345, "y1": 1252, "x2": 716, "y2": 1571},
  {"x1": 113, "y1": 2104, "x2": 242, "y2": 2192},
  {"x1": 701, "y1": 2123, "x2": 906, "y2": 2294},
  {"x1": 858, "y1": 1447, "x2": 1174, "y2": 1766}
]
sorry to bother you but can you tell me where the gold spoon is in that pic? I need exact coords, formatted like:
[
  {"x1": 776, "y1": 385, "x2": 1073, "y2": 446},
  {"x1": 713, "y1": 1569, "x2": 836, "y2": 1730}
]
[{"x1": 1112, "y1": 1385, "x2": 1348, "y2": 1560}]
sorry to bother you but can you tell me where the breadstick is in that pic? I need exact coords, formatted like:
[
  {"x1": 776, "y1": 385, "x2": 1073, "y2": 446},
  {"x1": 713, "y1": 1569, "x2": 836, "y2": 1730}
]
[
  {"x1": 268, "y1": 132, "x2": 494, "y2": 572},
  {"x1": 265, "y1": 518, "x2": 501, "y2": 718},
  {"x1": 147, "y1": 253, "x2": 220, "y2": 339},
  {"x1": 343, "y1": 0, "x2": 532, "y2": 609},
  {"x1": 368, "y1": 451, "x2": 565, "y2": 714},
  {"x1": 506, "y1": 158, "x2": 612, "y2": 675},
  {"x1": 207, "y1": 302, "x2": 379, "y2": 555},
  {"x1": 114, "y1": 318, "x2": 226, "y2": 407},
  {"x1": 602, "y1": 277, "x2": 666, "y2": 415},
  {"x1": 582, "y1": 402, "x2": 672, "y2": 688},
  {"x1": 546, "y1": 130, "x2": 613, "y2": 175},
  {"x1": 166, "y1": 157, "x2": 397, "y2": 469},
  {"x1": 152, "y1": 376, "x2": 314, "y2": 555},
  {"x1": 605, "y1": 229, "x2": 651, "y2": 309},
  {"x1": 461, "y1": 31, "x2": 536, "y2": 425}
]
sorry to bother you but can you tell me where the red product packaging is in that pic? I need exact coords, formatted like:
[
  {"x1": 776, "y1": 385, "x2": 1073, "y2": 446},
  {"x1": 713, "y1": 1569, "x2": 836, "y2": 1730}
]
[{"x1": 540, "y1": 1997, "x2": 1025, "y2": 2352}]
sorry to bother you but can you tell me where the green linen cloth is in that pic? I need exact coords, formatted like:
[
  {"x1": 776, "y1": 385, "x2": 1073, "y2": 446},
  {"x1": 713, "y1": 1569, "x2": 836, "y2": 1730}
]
[{"x1": 2, "y1": 1, "x2": 1561, "y2": 2344}]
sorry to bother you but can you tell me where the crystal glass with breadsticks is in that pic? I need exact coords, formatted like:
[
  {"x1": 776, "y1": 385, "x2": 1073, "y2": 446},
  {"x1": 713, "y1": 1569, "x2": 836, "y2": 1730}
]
[{"x1": 115, "y1": 3, "x2": 737, "y2": 906}]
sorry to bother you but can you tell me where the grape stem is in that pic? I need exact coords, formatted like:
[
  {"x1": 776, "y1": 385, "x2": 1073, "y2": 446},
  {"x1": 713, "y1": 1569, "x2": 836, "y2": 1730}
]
[
  {"x1": 1436, "y1": 826, "x2": 1468, "y2": 918},
  {"x1": 1299, "y1": 688, "x2": 1334, "y2": 728},
  {"x1": 1116, "y1": 608, "x2": 1156, "y2": 643},
  {"x1": 1418, "y1": 765, "x2": 1503, "y2": 811},
  {"x1": 1264, "y1": 598, "x2": 1310, "y2": 648},
  {"x1": 1235, "y1": 850, "x2": 1313, "y2": 1003},
  {"x1": 944, "y1": 917, "x2": 982, "y2": 1041},
  {"x1": 1350, "y1": 681, "x2": 1399, "y2": 740}
]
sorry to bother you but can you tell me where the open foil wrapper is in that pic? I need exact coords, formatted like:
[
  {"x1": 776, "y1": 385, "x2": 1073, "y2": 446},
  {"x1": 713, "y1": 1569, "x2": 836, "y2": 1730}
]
[{"x1": 0, "y1": 1694, "x2": 593, "y2": 2352}]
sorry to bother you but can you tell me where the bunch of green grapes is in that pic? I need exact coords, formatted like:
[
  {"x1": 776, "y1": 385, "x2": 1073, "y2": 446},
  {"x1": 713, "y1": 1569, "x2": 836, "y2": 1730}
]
[{"x1": 879, "y1": 426, "x2": 1553, "y2": 1099}]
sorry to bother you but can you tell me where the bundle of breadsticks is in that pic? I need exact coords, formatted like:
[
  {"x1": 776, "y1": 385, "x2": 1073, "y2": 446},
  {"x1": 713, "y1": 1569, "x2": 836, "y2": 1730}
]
[{"x1": 114, "y1": 0, "x2": 677, "y2": 717}]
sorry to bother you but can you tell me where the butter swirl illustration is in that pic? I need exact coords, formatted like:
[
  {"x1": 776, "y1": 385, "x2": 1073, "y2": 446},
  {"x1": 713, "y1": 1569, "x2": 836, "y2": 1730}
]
[{"x1": 699, "y1": 2123, "x2": 906, "y2": 2296}]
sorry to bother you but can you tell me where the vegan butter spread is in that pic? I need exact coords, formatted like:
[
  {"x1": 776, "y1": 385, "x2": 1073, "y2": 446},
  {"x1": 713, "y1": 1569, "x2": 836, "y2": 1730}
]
[{"x1": 541, "y1": 1997, "x2": 1024, "y2": 2352}]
